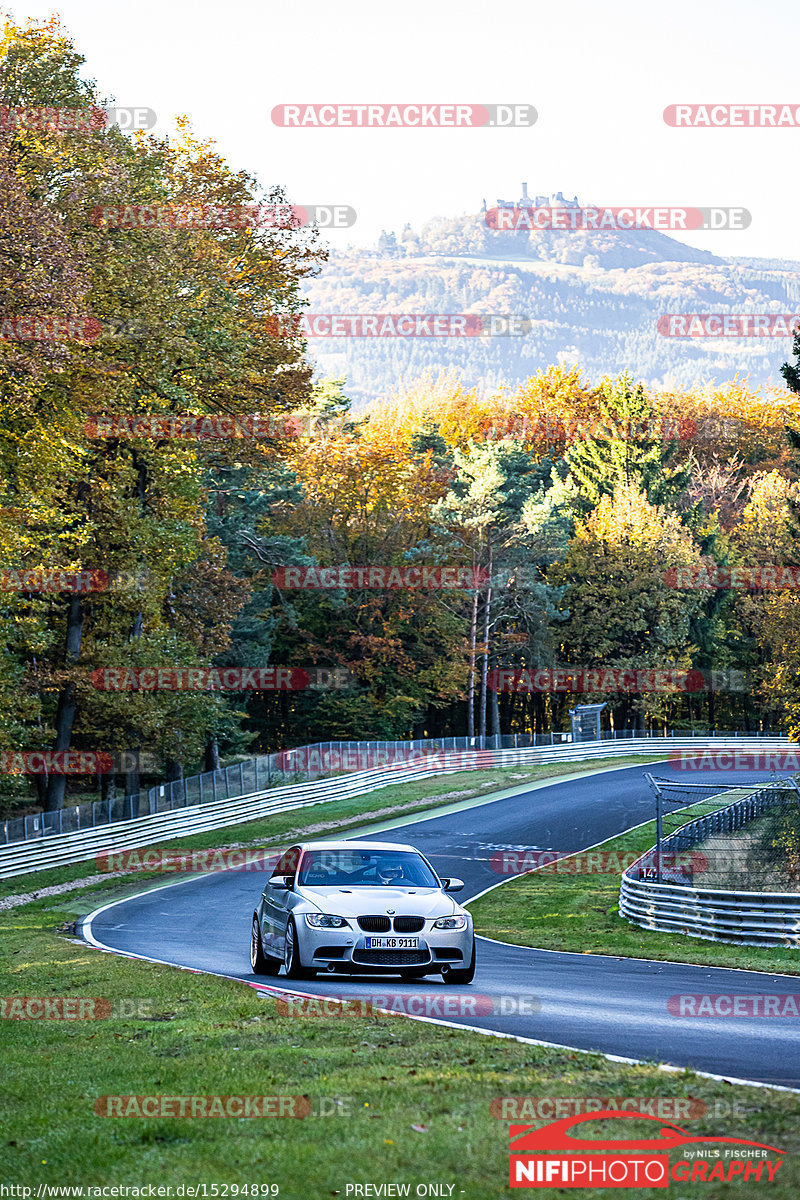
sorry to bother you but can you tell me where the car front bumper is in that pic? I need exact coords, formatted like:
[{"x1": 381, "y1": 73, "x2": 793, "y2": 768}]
[{"x1": 298, "y1": 920, "x2": 473, "y2": 972}]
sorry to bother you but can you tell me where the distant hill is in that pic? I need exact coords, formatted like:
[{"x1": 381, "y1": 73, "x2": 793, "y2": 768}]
[{"x1": 302, "y1": 208, "x2": 800, "y2": 404}]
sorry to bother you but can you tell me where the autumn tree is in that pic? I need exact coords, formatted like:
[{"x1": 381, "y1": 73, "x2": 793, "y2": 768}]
[{"x1": 554, "y1": 483, "x2": 705, "y2": 730}]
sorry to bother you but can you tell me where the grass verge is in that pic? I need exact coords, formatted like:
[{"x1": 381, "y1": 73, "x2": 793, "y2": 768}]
[
  {"x1": 1, "y1": 896, "x2": 798, "y2": 1197},
  {"x1": 469, "y1": 819, "x2": 800, "y2": 976}
]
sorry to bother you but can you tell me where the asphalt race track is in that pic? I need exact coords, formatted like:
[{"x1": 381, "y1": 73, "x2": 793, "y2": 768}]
[{"x1": 83, "y1": 762, "x2": 800, "y2": 1089}]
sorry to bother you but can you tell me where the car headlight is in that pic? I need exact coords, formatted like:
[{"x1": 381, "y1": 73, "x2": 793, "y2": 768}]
[
  {"x1": 433, "y1": 914, "x2": 468, "y2": 930},
  {"x1": 305, "y1": 913, "x2": 349, "y2": 929}
]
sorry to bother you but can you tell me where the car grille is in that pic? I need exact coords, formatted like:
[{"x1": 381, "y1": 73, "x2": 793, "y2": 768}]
[
  {"x1": 352, "y1": 949, "x2": 428, "y2": 966},
  {"x1": 393, "y1": 916, "x2": 425, "y2": 933},
  {"x1": 357, "y1": 915, "x2": 427, "y2": 933},
  {"x1": 357, "y1": 916, "x2": 391, "y2": 933}
]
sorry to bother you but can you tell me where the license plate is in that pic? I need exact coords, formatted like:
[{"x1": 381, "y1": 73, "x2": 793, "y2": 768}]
[{"x1": 365, "y1": 936, "x2": 419, "y2": 949}]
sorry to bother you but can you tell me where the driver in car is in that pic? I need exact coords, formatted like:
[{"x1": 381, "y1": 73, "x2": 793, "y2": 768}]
[{"x1": 377, "y1": 859, "x2": 407, "y2": 884}]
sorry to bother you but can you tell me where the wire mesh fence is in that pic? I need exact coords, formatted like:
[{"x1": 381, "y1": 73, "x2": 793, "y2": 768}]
[{"x1": 630, "y1": 776, "x2": 800, "y2": 891}]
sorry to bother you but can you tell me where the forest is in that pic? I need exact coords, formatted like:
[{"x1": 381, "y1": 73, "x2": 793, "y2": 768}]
[{"x1": 2, "y1": 18, "x2": 800, "y2": 821}]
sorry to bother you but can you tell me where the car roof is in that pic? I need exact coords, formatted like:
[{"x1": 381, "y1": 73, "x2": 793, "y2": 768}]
[{"x1": 293, "y1": 840, "x2": 418, "y2": 852}]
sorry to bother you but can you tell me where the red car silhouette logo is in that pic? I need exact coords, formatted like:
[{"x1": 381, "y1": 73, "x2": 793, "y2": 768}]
[{"x1": 510, "y1": 1110, "x2": 783, "y2": 1155}]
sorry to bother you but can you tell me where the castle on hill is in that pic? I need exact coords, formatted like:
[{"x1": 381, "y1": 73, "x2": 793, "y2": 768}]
[{"x1": 481, "y1": 182, "x2": 580, "y2": 211}]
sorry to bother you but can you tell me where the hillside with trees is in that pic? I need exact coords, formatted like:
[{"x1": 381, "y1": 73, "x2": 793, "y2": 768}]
[
  {"x1": 2, "y1": 19, "x2": 800, "y2": 825},
  {"x1": 304, "y1": 212, "x2": 800, "y2": 403}
]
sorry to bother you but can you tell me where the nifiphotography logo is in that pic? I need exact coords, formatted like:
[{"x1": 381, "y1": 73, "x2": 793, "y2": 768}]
[{"x1": 508, "y1": 1110, "x2": 784, "y2": 1188}]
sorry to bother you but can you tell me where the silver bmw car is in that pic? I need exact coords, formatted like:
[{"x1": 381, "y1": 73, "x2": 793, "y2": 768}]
[{"x1": 249, "y1": 839, "x2": 475, "y2": 983}]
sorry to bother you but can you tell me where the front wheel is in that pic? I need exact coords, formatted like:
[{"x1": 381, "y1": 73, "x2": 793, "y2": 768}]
[
  {"x1": 283, "y1": 916, "x2": 316, "y2": 980},
  {"x1": 442, "y1": 938, "x2": 476, "y2": 985},
  {"x1": 250, "y1": 915, "x2": 280, "y2": 976}
]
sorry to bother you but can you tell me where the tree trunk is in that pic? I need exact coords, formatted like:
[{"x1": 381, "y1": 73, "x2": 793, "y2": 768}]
[
  {"x1": 44, "y1": 594, "x2": 84, "y2": 812},
  {"x1": 165, "y1": 758, "x2": 184, "y2": 782},
  {"x1": 467, "y1": 583, "x2": 479, "y2": 739},
  {"x1": 490, "y1": 660, "x2": 501, "y2": 739},
  {"x1": 125, "y1": 762, "x2": 140, "y2": 802},
  {"x1": 205, "y1": 737, "x2": 221, "y2": 772},
  {"x1": 479, "y1": 547, "x2": 493, "y2": 741}
]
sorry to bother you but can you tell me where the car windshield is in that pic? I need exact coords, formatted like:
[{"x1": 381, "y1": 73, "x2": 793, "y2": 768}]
[{"x1": 297, "y1": 848, "x2": 440, "y2": 888}]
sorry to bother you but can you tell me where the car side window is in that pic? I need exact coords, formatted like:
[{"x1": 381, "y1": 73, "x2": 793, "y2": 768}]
[{"x1": 270, "y1": 846, "x2": 300, "y2": 881}]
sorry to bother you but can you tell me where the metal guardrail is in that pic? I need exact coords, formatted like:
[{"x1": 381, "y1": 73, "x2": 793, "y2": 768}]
[
  {"x1": 4, "y1": 732, "x2": 582, "y2": 845},
  {"x1": 620, "y1": 781, "x2": 800, "y2": 947},
  {"x1": 0, "y1": 736, "x2": 789, "y2": 881},
  {"x1": 1, "y1": 727, "x2": 784, "y2": 847}
]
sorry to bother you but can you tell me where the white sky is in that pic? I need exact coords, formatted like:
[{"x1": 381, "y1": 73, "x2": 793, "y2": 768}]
[{"x1": 6, "y1": 0, "x2": 800, "y2": 261}]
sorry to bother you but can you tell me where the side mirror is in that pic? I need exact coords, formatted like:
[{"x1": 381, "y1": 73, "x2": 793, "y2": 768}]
[
  {"x1": 269, "y1": 875, "x2": 292, "y2": 891},
  {"x1": 442, "y1": 877, "x2": 464, "y2": 893}
]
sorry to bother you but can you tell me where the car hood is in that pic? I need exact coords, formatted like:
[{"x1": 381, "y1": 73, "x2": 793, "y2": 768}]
[{"x1": 297, "y1": 886, "x2": 459, "y2": 920}]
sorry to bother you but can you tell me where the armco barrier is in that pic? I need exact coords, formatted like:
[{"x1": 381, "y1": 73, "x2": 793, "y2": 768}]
[
  {"x1": 620, "y1": 781, "x2": 800, "y2": 947},
  {"x1": 2, "y1": 732, "x2": 577, "y2": 845},
  {"x1": 1, "y1": 727, "x2": 782, "y2": 847},
  {"x1": 0, "y1": 736, "x2": 789, "y2": 881}
]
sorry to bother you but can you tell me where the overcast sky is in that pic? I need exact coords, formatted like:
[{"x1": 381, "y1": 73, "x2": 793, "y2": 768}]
[{"x1": 6, "y1": 0, "x2": 800, "y2": 261}]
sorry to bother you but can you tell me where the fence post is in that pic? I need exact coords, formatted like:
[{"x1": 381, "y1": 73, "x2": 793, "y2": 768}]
[
  {"x1": 644, "y1": 773, "x2": 662, "y2": 882},
  {"x1": 240, "y1": 761, "x2": 245, "y2": 795}
]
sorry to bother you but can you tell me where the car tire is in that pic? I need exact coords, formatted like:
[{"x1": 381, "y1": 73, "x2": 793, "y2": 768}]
[
  {"x1": 250, "y1": 915, "x2": 280, "y2": 975},
  {"x1": 442, "y1": 938, "x2": 476, "y2": 984},
  {"x1": 284, "y1": 916, "x2": 315, "y2": 980}
]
